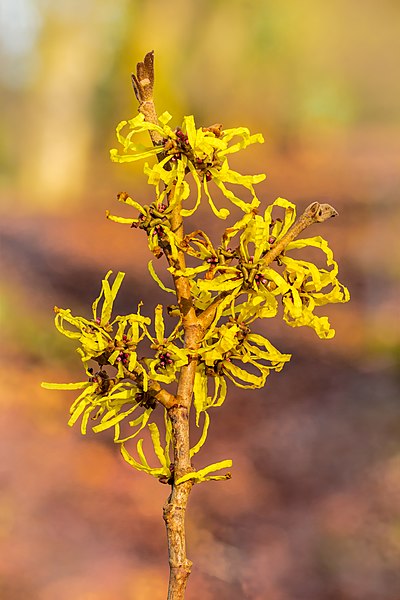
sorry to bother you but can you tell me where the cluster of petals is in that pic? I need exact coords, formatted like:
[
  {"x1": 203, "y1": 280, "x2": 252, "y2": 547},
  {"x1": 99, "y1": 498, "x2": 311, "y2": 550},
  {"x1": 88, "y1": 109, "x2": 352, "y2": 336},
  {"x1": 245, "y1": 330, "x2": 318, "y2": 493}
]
[
  {"x1": 43, "y1": 110, "x2": 350, "y2": 483},
  {"x1": 110, "y1": 112, "x2": 265, "y2": 219},
  {"x1": 165, "y1": 198, "x2": 350, "y2": 340}
]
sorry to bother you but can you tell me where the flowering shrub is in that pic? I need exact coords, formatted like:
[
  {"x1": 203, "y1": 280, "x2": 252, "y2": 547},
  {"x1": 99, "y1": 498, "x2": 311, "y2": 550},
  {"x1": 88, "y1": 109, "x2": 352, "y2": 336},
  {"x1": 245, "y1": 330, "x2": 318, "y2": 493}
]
[
  {"x1": 42, "y1": 51, "x2": 349, "y2": 598},
  {"x1": 43, "y1": 109, "x2": 349, "y2": 481}
]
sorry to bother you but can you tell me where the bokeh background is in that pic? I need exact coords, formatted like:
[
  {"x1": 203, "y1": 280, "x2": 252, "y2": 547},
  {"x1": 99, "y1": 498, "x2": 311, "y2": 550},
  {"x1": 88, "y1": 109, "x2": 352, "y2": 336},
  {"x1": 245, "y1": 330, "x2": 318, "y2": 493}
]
[{"x1": 1, "y1": 1, "x2": 400, "y2": 599}]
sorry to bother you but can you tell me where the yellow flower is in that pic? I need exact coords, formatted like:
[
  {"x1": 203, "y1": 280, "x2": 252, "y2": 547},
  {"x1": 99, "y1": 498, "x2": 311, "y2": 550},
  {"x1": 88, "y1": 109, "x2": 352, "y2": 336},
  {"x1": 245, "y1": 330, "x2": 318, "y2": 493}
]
[
  {"x1": 143, "y1": 305, "x2": 188, "y2": 384},
  {"x1": 199, "y1": 321, "x2": 291, "y2": 389},
  {"x1": 280, "y1": 236, "x2": 350, "y2": 338},
  {"x1": 41, "y1": 377, "x2": 153, "y2": 442},
  {"x1": 106, "y1": 193, "x2": 180, "y2": 260},
  {"x1": 162, "y1": 197, "x2": 349, "y2": 340},
  {"x1": 52, "y1": 271, "x2": 151, "y2": 374},
  {"x1": 110, "y1": 112, "x2": 265, "y2": 219},
  {"x1": 41, "y1": 271, "x2": 156, "y2": 438}
]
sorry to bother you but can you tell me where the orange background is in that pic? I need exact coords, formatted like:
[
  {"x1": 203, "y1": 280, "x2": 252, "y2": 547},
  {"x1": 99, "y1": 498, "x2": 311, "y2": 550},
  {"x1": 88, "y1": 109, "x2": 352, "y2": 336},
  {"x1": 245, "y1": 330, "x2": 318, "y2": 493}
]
[{"x1": 1, "y1": 2, "x2": 399, "y2": 599}]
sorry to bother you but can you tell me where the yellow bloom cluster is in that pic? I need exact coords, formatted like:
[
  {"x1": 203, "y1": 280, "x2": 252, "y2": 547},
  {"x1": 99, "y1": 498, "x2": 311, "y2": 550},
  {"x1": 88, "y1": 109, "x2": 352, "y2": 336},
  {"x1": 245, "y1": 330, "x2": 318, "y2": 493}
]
[
  {"x1": 165, "y1": 198, "x2": 349, "y2": 340},
  {"x1": 42, "y1": 273, "x2": 183, "y2": 439},
  {"x1": 42, "y1": 271, "x2": 234, "y2": 482},
  {"x1": 43, "y1": 109, "x2": 349, "y2": 483},
  {"x1": 110, "y1": 112, "x2": 265, "y2": 219}
]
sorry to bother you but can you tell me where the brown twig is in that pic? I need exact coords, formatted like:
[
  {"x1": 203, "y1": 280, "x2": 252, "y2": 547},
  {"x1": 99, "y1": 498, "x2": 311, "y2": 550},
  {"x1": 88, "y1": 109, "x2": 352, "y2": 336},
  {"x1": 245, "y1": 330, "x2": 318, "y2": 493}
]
[
  {"x1": 199, "y1": 201, "x2": 338, "y2": 330},
  {"x1": 262, "y1": 201, "x2": 338, "y2": 267},
  {"x1": 133, "y1": 51, "x2": 201, "y2": 600},
  {"x1": 131, "y1": 50, "x2": 164, "y2": 146},
  {"x1": 163, "y1": 192, "x2": 203, "y2": 600}
]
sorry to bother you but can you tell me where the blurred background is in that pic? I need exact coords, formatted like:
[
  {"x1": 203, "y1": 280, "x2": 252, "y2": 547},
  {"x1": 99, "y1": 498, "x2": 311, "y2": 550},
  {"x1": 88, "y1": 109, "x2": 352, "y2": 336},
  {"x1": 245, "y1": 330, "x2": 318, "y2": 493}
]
[{"x1": 1, "y1": 1, "x2": 400, "y2": 598}]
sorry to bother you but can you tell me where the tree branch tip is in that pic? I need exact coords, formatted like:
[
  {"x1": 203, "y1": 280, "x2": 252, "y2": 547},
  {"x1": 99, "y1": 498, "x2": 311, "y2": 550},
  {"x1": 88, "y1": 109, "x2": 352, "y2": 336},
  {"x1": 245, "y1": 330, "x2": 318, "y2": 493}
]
[
  {"x1": 131, "y1": 51, "x2": 156, "y2": 103},
  {"x1": 305, "y1": 201, "x2": 339, "y2": 223}
]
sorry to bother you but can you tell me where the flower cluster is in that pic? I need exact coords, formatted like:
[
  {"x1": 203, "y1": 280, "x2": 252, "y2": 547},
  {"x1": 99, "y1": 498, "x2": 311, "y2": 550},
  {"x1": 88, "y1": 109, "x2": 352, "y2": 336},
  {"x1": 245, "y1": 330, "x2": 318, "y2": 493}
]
[
  {"x1": 164, "y1": 198, "x2": 349, "y2": 339},
  {"x1": 42, "y1": 271, "x2": 235, "y2": 482},
  {"x1": 43, "y1": 106, "x2": 349, "y2": 485},
  {"x1": 42, "y1": 273, "x2": 150, "y2": 439},
  {"x1": 199, "y1": 320, "x2": 291, "y2": 388},
  {"x1": 110, "y1": 112, "x2": 265, "y2": 219},
  {"x1": 143, "y1": 304, "x2": 187, "y2": 384},
  {"x1": 106, "y1": 192, "x2": 178, "y2": 259}
]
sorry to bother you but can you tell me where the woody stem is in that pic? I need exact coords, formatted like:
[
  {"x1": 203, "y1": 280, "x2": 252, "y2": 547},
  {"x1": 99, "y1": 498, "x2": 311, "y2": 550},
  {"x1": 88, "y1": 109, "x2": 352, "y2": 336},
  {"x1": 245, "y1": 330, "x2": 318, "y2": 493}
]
[
  {"x1": 133, "y1": 51, "x2": 201, "y2": 600},
  {"x1": 163, "y1": 194, "x2": 204, "y2": 600}
]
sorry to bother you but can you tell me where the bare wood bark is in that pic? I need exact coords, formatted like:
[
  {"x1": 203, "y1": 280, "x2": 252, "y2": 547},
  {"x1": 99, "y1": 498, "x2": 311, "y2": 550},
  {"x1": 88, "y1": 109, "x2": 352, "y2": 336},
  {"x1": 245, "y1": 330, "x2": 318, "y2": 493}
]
[
  {"x1": 131, "y1": 50, "x2": 163, "y2": 145},
  {"x1": 163, "y1": 406, "x2": 194, "y2": 600},
  {"x1": 163, "y1": 197, "x2": 204, "y2": 599},
  {"x1": 132, "y1": 51, "x2": 202, "y2": 600}
]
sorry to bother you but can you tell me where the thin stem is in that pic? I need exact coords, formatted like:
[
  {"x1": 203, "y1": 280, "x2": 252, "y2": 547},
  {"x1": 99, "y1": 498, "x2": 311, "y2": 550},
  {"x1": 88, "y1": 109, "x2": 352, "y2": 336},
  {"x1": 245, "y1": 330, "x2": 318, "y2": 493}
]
[
  {"x1": 131, "y1": 50, "x2": 163, "y2": 146},
  {"x1": 199, "y1": 201, "x2": 338, "y2": 330},
  {"x1": 132, "y1": 51, "x2": 201, "y2": 600},
  {"x1": 261, "y1": 201, "x2": 338, "y2": 267},
  {"x1": 163, "y1": 408, "x2": 194, "y2": 600},
  {"x1": 163, "y1": 196, "x2": 203, "y2": 599}
]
